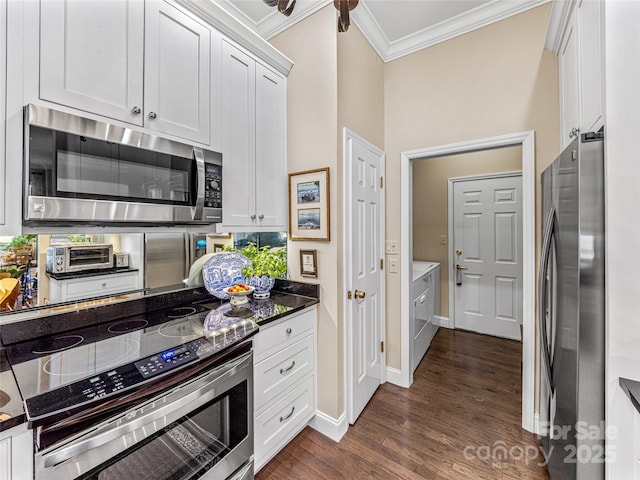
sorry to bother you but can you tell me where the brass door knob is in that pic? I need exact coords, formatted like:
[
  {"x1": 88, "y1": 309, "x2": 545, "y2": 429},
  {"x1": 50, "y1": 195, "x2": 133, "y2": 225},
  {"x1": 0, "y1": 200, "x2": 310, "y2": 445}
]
[
  {"x1": 354, "y1": 289, "x2": 366, "y2": 299},
  {"x1": 456, "y1": 264, "x2": 467, "y2": 270}
]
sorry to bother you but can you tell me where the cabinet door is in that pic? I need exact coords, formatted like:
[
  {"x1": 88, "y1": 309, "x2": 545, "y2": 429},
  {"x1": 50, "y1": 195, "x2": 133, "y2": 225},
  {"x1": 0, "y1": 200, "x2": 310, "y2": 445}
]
[
  {"x1": 0, "y1": 425, "x2": 33, "y2": 480},
  {"x1": 144, "y1": 0, "x2": 210, "y2": 144},
  {"x1": 0, "y1": 0, "x2": 6, "y2": 227},
  {"x1": 40, "y1": 0, "x2": 144, "y2": 125},
  {"x1": 255, "y1": 63, "x2": 287, "y2": 229},
  {"x1": 558, "y1": 9, "x2": 580, "y2": 148},
  {"x1": 220, "y1": 41, "x2": 256, "y2": 227},
  {"x1": 578, "y1": 0, "x2": 604, "y2": 133}
]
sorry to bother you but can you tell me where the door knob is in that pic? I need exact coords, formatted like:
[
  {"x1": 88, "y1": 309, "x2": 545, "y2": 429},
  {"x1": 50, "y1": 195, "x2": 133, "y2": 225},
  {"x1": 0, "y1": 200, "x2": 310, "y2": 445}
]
[
  {"x1": 456, "y1": 264, "x2": 467, "y2": 270},
  {"x1": 456, "y1": 249, "x2": 462, "y2": 256},
  {"x1": 147, "y1": 111, "x2": 157, "y2": 120},
  {"x1": 354, "y1": 289, "x2": 366, "y2": 299},
  {"x1": 131, "y1": 106, "x2": 141, "y2": 115}
]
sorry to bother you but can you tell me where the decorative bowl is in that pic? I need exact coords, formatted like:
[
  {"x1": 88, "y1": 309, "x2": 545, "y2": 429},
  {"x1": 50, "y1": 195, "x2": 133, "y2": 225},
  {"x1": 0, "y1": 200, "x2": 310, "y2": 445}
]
[
  {"x1": 244, "y1": 275, "x2": 275, "y2": 299},
  {"x1": 202, "y1": 252, "x2": 250, "y2": 299},
  {"x1": 223, "y1": 285, "x2": 255, "y2": 306}
]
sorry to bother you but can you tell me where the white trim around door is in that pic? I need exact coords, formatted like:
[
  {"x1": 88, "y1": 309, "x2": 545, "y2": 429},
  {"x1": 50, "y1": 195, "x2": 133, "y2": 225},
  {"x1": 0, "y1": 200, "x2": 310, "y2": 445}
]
[{"x1": 399, "y1": 131, "x2": 536, "y2": 433}]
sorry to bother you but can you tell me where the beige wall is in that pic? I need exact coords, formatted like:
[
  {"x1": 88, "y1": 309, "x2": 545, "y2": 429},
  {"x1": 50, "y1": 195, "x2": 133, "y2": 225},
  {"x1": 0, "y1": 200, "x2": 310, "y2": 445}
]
[
  {"x1": 271, "y1": 5, "x2": 385, "y2": 419},
  {"x1": 270, "y1": 6, "x2": 341, "y2": 418},
  {"x1": 272, "y1": 2, "x2": 558, "y2": 417},
  {"x1": 384, "y1": 3, "x2": 559, "y2": 369},
  {"x1": 412, "y1": 147, "x2": 522, "y2": 317}
]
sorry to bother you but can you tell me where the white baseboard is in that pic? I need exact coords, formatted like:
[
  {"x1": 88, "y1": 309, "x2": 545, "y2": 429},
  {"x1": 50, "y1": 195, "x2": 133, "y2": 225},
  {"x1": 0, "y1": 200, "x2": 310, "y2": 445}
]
[
  {"x1": 533, "y1": 412, "x2": 542, "y2": 436},
  {"x1": 308, "y1": 410, "x2": 348, "y2": 442},
  {"x1": 435, "y1": 315, "x2": 452, "y2": 329},
  {"x1": 385, "y1": 366, "x2": 411, "y2": 388}
]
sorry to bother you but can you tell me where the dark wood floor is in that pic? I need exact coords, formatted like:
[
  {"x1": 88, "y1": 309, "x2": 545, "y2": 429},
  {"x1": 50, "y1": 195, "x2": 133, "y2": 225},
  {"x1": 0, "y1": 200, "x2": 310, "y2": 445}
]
[{"x1": 256, "y1": 328, "x2": 549, "y2": 480}]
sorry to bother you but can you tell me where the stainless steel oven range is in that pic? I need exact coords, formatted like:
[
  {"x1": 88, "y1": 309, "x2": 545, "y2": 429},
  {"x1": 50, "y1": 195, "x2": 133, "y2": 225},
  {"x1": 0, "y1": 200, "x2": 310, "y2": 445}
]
[{"x1": 6, "y1": 303, "x2": 259, "y2": 480}]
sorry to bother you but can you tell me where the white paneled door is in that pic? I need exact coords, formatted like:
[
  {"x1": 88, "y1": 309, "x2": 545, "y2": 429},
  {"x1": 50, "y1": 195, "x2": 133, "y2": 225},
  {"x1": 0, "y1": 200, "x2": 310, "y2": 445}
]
[
  {"x1": 344, "y1": 129, "x2": 385, "y2": 424},
  {"x1": 453, "y1": 174, "x2": 523, "y2": 340}
]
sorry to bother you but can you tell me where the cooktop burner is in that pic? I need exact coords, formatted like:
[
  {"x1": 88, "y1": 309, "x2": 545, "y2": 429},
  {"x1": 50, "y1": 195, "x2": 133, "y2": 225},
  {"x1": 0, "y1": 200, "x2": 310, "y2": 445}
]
[
  {"x1": 43, "y1": 337, "x2": 141, "y2": 378},
  {"x1": 31, "y1": 334, "x2": 84, "y2": 355},
  {"x1": 108, "y1": 319, "x2": 149, "y2": 333},
  {"x1": 166, "y1": 305, "x2": 206, "y2": 318},
  {"x1": 158, "y1": 315, "x2": 206, "y2": 339}
]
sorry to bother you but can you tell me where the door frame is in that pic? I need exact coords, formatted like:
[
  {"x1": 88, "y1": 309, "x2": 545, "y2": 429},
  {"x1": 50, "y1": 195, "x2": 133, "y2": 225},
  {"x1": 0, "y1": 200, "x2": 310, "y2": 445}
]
[
  {"x1": 448, "y1": 171, "x2": 523, "y2": 335},
  {"x1": 400, "y1": 131, "x2": 536, "y2": 433},
  {"x1": 343, "y1": 128, "x2": 386, "y2": 424}
]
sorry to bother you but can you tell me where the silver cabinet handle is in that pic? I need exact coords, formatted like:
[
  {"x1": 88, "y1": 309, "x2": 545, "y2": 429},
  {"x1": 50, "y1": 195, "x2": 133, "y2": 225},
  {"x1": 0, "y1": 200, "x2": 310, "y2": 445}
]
[
  {"x1": 280, "y1": 361, "x2": 295, "y2": 375},
  {"x1": 569, "y1": 127, "x2": 580, "y2": 139},
  {"x1": 147, "y1": 111, "x2": 157, "y2": 120},
  {"x1": 285, "y1": 327, "x2": 292, "y2": 335},
  {"x1": 280, "y1": 406, "x2": 295, "y2": 422},
  {"x1": 131, "y1": 106, "x2": 141, "y2": 115},
  {"x1": 101, "y1": 282, "x2": 107, "y2": 287},
  {"x1": 259, "y1": 214, "x2": 264, "y2": 220},
  {"x1": 250, "y1": 214, "x2": 256, "y2": 220}
]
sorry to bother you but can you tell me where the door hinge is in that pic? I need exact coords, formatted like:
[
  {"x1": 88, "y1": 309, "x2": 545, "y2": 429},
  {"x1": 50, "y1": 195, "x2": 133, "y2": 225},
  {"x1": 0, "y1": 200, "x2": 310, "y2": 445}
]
[
  {"x1": 347, "y1": 290, "x2": 353, "y2": 300},
  {"x1": 380, "y1": 258, "x2": 384, "y2": 270},
  {"x1": 380, "y1": 341, "x2": 384, "y2": 353},
  {"x1": 380, "y1": 176, "x2": 384, "y2": 188}
]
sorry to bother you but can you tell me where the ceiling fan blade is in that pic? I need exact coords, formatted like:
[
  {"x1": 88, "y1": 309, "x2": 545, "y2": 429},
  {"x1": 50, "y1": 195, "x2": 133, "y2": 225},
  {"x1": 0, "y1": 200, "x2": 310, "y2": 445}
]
[
  {"x1": 277, "y1": 0, "x2": 296, "y2": 16},
  {"x1": 263, "y1": 0, "x2": 278, "y2": 7}
]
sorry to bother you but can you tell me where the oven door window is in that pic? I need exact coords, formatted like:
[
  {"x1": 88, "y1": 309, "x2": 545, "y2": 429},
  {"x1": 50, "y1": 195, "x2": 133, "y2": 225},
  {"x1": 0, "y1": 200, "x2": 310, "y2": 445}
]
[
  {"x1": 28, "y1": 126, "x2": 196, "y2": 206},
  {"x1": 79, "y1": 382, "x2": 248, "y2": 480}
]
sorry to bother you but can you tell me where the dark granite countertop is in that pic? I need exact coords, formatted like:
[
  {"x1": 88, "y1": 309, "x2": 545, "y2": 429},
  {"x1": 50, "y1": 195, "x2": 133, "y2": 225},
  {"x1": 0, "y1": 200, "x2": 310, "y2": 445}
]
[
  {"x1": 0, "y1": 350, "x2": 26, "y2": 432},
  {"x1": 47, "y1": 267, "x2": 139, "y2": 281},
  {"x1": 0, "y1": 279, "x2": 318, "y2": 430}
]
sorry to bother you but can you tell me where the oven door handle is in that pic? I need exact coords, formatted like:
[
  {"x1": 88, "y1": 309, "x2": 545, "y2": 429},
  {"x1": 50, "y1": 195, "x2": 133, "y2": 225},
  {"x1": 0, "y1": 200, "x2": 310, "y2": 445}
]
[{"x1": 42, "y1": 351, "x2": 251, "y2": 469}]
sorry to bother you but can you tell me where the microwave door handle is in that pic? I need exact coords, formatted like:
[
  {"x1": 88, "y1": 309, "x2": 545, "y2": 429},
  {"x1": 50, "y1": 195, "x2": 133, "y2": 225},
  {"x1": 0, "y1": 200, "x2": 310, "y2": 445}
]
[
  {"x1": 193, "y1": 147, "x2": 206, "y2": 221},
  {"x1": 538, "y1": 208, "x2": 555, "y2": 391},
  {"x1": 43, "y1": 352, "x2": 251, "y2": 469}
]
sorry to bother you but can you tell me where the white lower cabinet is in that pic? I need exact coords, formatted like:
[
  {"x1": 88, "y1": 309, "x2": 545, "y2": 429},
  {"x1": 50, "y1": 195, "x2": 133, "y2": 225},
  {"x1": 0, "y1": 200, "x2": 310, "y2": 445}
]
[
  {"x1": 411, "y1": 262, "x2": 440, "y2": 372},
  {"x1": 48, "y1": 271, "x2": 141, "y2": 303},
  {"x1": 253, "y1": 306, "x2": 317, "y2": 472},
  {"x1": 0, "y1": 423, "x2": 33, "y2": 480}
]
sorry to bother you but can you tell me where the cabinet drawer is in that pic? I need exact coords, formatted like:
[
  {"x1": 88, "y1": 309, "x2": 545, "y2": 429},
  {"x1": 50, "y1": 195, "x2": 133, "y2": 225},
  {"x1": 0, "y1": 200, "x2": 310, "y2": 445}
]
[
  {"x1": 254, "y1": 375, "x2": 314, "y2": 467},
  {"x1": 255, "y1": 334, "x2": 315, "y2": 412},
  {"x1": 253, "y1": 307, "x2": 316, "y2": 362},
  {"x1": 64, "y1": 272, "x2": 138, "y2": 300}
]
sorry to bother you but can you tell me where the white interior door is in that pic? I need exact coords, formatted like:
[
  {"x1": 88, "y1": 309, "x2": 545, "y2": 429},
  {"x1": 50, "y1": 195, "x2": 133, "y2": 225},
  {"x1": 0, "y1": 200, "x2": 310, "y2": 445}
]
[
  {"x1": 345, "y1": 129, "x2": 385, "y2": 424},
  {"x1": 452, "y1": 174, "x2": 523, "y2": 340}
]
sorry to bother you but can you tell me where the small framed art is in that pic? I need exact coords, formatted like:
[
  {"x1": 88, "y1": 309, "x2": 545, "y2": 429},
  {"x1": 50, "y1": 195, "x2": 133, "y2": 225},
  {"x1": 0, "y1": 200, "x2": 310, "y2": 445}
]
[
  {"x1": 289, "y1": 168, "x2": 330, "y2": 241},
  {"x1": 300, "y1": 249, "x2": 318, "y2": 277}
]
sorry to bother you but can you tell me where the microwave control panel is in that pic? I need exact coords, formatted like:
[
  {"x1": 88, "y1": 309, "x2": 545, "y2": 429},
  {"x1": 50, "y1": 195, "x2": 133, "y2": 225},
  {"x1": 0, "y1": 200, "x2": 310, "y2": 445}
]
[{"x1": 204, "y1": 163, "x2": 222, "y2": 209}]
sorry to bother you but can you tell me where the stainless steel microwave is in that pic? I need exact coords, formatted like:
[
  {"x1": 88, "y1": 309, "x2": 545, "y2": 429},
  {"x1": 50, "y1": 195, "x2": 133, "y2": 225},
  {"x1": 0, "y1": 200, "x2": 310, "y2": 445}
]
[{"x1": 23, "y1": 104, "x2": 222, "y2": 226}]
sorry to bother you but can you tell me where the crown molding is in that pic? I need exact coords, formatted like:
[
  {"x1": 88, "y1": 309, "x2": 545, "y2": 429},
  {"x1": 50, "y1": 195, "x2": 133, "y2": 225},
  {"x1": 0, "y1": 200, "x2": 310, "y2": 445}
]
[
  {"x1": 544, "y1": 0, "x2": 576, "y2": 54},
  {"x1": 354, "y1": 0, "x2": 551, "y2": 63},
  {"x1": 176, "y1": 0, "x2": 294, "y2": 76}
]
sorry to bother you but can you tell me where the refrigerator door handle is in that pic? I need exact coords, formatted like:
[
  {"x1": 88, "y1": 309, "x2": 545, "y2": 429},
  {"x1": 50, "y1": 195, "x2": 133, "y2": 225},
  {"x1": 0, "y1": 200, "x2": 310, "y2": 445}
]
[{"x1": 538, "y1": 207, "x2": 556, "y2": 391}]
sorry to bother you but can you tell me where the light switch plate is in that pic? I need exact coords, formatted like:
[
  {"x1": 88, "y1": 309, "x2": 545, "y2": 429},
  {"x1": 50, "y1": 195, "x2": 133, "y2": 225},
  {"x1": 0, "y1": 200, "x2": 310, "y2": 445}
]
[
  {"x1": 385, "y1": 240, "x2": 398, "y2": 254},
  {"x1": 440, "y1": 235, "x2": 447, "y2": 246},
  {"x1": 389, "y1": 258, "x2": 398, "y2": 273}
]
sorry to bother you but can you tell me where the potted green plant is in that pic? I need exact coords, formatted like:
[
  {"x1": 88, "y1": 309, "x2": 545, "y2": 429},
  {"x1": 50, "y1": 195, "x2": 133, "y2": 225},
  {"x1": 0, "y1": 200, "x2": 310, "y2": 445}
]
[{"x1": 224, "y1": 242, "x2": 287, "y2": 298}]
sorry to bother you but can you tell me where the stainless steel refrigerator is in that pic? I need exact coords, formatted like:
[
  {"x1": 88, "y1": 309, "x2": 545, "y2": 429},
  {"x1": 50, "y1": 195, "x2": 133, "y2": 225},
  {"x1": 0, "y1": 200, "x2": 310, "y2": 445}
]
[
  {"x1": 144, "y1": 233, "x2": 207, "y2": 289},
  {"x1": 539, "y1": 130, "x2": 605, "y2": 480}
]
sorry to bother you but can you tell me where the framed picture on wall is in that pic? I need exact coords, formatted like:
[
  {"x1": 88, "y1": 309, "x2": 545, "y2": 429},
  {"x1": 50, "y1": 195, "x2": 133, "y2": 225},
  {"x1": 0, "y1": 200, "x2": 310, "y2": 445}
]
[
  {"x1": 289, "y1": 168, "x2": 330, "y2": 241},
  {"x1": 300, "y1": 249, "x2": 318, "y2": 277}
]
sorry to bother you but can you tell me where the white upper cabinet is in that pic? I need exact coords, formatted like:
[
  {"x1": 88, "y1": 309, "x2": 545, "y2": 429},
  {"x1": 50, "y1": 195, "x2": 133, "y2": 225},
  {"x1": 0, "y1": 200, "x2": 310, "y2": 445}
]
[
  {"x1": 0, "y1": 0, "x2": 6, "y2": 227},
  {"x1": 40, "y1": 0, "x2": 210, "y2": 145},
  {"x1": 144, "y1": 0, "x2": 210, "y2": 144},
  {"x1": 220, "y1": 40, "x2": 287, "y2": 231},
  {"x1": 547, "y1": 0, "x2": 604, "y2": 148},
  {"x1": 255, "y1": 63, "x2": 286, "y2": 229}
]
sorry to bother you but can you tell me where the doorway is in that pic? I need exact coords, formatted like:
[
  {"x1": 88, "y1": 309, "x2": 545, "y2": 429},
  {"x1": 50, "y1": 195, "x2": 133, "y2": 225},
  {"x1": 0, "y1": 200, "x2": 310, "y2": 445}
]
[
  {"x1": 450, "y1": 172, "x2": 523, "y2": 340},
  {"x1": 400, "y1": 131, "x2": 536, "y2": 433}
]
